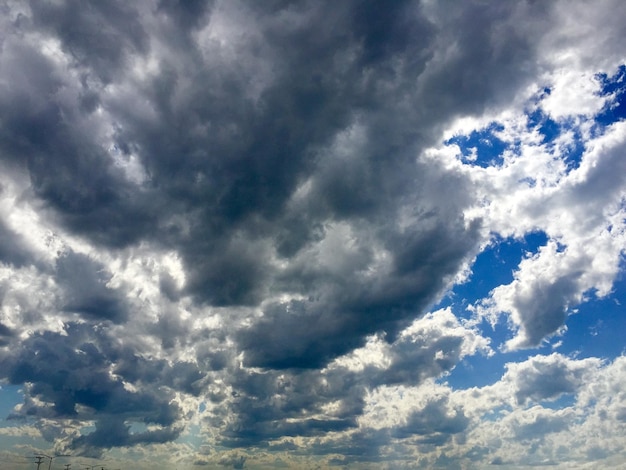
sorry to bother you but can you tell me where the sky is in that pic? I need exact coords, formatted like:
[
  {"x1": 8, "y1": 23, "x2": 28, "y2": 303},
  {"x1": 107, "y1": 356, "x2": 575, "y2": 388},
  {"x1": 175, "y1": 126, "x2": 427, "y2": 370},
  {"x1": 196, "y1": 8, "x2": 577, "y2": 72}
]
[{"x1": 0, "y1": 1, "x2": 626, "y2": 469}]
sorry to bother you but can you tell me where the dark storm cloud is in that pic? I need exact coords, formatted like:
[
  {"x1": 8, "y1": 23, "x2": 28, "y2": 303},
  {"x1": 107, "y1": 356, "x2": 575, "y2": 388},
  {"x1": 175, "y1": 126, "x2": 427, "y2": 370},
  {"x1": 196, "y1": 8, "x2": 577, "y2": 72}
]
[
  {"x1": 238, "y1": 217, "x2": 481, "y2": 369},
  {"x1": 0, "y1": 18, "x2": 156, "y2": 248},
  {"x1": 113, "y1": 352, "x2": 207, "y2": 397},
  {"x1": 70, "y1": 416, "x2": 182, "y2": 457},
  {"x1": 0, "y1": 219, "x2": 32, "y2": 267},
  {"x1": 156, "y1": 0, "x2": 215, "y2": 31},
  {"x1": 0, "y1": 323, "x2": 185, "y2": 454},
  {"x1": 0, "y1": 0, "x2": 561, "y2": 454},
  {"x1": 29, "y1": 0, "x2": 149, "y2": 83},
  {"x1": 123, "y1": 0, "x2": 544, "y2": 367},
  {"x1": 55, "y1": 251, "x2": 129, "y2": 323},
  {"x1": 0, "y1": 321, "x2": 15, "y2": 347},
  {"x1": 220, "y1": 312, "x2": 481, "y2": 447}
]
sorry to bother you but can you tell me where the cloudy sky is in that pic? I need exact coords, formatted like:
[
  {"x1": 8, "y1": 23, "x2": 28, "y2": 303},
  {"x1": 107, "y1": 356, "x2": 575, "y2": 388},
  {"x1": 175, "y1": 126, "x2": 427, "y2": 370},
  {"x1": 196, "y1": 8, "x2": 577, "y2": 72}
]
[{"x1": 1, "y1": 1, "x2": 626, "y2": 468}]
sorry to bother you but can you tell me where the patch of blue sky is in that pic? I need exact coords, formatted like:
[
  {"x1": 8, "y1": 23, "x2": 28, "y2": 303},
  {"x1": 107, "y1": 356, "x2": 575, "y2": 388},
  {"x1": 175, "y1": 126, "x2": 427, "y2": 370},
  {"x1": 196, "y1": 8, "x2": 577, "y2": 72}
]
[
  {"x1": 445, "y1": 276, "x2": 626, "y2": 394},
  {"x1": 0, "y1": 384, "x2": 23, "y2": 426},
  {"x1": 558, "y1": 122, "x2": 586, "y2": 171},
  {"x1": 438, "y1": 231, "x2": 553, "y2": 390},
  {"x1": 441, "y1": 317, "x2": 568, "y2": 392},
  {"x1": 556, "y1": 266, "x2": 626, "y2": 361},
  {"x1": 594, "y1": 64, "x2": 626, "y2": 129},
  {"x1": 443, "y1": 245, "x2": 625, "y2": 392},
  {"x1": 441, "y1": 316, "x2": 518, "y2": 389},
  {"x1": 445, "y1": 122, "x2": 509, "y2": 168},
  {"x1": 526, "y1": 97, "x2": 586, "y2": 171},
  {"x1": 526, "y1": 87, "x2": 558, "y2": 139},
  {"x1": 128, "y1": 421, "x2": 148, "y2": 433},
  {"x1": 436, "y1": 66, "x2": 626, "y2": 396},
  {"x1": 437, "y1": 231, "x2": 549, "y2": 318},
  {"x1": 445, "y1": 100, "x2": 586, "y2": 173},
  {"x1": 539, "y1": 393, "x2": 577, "y2": 411},
  {"x1": 481, "y1": 405, "x2": 513, "y2": 422},
  {"x1": 526, "y1": 107, "x2": 560, "y2": 145},
  {"x1": 597, "y1": 64, "x2": 626, "y2": 96},
  {"x1": 176, "y1": 423, "x2": 205, "y2": 449},
  {"x1": 0, "y1": 434, "x2": 42, "y2": 452}
]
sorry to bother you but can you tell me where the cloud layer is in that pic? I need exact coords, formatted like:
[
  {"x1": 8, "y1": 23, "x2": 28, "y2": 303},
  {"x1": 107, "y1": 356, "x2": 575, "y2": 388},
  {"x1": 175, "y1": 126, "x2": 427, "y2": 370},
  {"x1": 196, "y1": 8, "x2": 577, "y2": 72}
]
[{"x1": 0, "y1": 0, "x2": 626, "y2": 468}]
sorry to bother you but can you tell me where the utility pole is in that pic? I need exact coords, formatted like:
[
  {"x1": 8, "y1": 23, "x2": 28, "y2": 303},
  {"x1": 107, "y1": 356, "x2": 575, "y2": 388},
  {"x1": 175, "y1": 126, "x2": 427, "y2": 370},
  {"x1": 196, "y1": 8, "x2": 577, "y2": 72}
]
[
  {"x1": 34, "y1": 456, "x2": 45, "y2": 470},
  {"x1": 64, "y1": 465, "x2": 71, "y2": 470}
]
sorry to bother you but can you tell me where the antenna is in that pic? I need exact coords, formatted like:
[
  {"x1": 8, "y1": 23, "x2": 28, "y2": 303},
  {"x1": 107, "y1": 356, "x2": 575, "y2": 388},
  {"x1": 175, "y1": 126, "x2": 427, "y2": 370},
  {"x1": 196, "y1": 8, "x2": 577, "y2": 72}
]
[
  {"x1": 33, "y1": 452, "x2": 72, "y2": 470},
  {"x1": 34, "y1": 456, "x2": 45, "y2": 470}
]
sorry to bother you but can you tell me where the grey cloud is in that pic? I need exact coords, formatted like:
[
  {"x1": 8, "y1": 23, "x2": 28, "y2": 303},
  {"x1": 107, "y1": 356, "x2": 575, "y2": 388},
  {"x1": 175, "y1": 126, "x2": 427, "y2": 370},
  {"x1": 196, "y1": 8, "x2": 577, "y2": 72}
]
[
  {"x1": 508, "y1": 354, "x2": 594, "y2": 405},
  {"x1": 3, "y1": 0, "x2": 542, "y2": 314},
  {"x1": 218, "y1": 454, "x2": 246, "y2": 469},
  {"x1": 0, "y1": 219, "x2": 32, "y2": 267},
  {"x1": 159, "y1": 271, "x2": 182, "y2": 301},
  {"x1": 220, "y1": 311, "x2": 482, "y2": 447},
  {"x1": 238, "y1": 218, "x2": 482, "y2": 369},
  {"x1": 70, "y1": 416, "x2": 182, "y2": 457},
  {"x1": 113, "y1": 353, "x2": 206, "y2": 397},
  {"x1": 0, "y1": 0, "x2": 568, "y2": 455},
  {"x1": 309, "y1": 428, "x2": 392, "y2": 464},
  {"x1": 392, "y1": 397, "x2": 469, "y2": 441},
  {"x1": 511, "y1": 270, "x2": 583, "y2": 348},
  {"x1": 157, "y1": 0, "x2": 216, "y2": 32},
  {"x1": 0, "y1": 323, "x2": 185, "y2": 454},
  {"x1": 373, "y1": 330, "x2": 466, "y2": 387},
  {"x1": 56, "y1": 251, "x2": 128, "y2": 323},
  {"x1": 29, "y1": 0, "x2": 149, "y2": 83},
  {"x1": 416, "y1": 0, "x2": 552, "y2": 120},
  {"x1": 0, "y1": 322, "x2": 14, "y2": 347},
  {"x1": 183, "y1": 235, "x2": 273, "y2": 306},
  {"x1": 512, "y1": 410, "x2": 571, "y2": 440},
  {"x1": 0, "y1": 32, "x2": 156, "y2": 248}
]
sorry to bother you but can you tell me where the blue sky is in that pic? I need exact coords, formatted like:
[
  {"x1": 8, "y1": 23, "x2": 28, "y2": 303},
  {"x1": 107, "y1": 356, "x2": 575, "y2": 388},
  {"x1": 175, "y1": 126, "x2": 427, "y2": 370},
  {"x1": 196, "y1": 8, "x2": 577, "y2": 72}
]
[
  {"x1": 1, "y1": 1, "x2": 626, "y2": 469},
  {"x1": 438, "y1": 72, "x2": 626, "y2": 387}
]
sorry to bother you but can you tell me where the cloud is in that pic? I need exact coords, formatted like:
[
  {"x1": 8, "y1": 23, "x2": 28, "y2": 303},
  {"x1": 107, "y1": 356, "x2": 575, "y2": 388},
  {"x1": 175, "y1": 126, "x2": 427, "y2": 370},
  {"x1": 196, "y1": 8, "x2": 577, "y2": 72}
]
[
  {"x1": 0, "y1": 323, "x2": 185, "y2": 456},
  {"x1": 55, "y1": 251, "x2": 129, "y2": 323},
  {"x1": 337, "y1": 354, "x2": 625, "y2": 468},
  {"x1": 0, "y1": 219, "x2": 32, "y2": 267},
  {"x1": 503, "y1": 353, "x2": 600, "y2": 405},
  {"x1": 391, "y1": 396, "x2": 469, "y2": 442},
  {"x1": 70, "y1": 417, "x2": 182, "y2": 457},
  {"x1": 217, "y1": 308, "x2": 487, "y2": 448},
  {"x1": 0, "y1": 322, "x2": 14, "y2": 347},
  {"x1": 470, "y1": 110, "x2": 626, "y2": 349},
  {"x1": 0, "y1": 0, "x2": 625, "y2": 467}
]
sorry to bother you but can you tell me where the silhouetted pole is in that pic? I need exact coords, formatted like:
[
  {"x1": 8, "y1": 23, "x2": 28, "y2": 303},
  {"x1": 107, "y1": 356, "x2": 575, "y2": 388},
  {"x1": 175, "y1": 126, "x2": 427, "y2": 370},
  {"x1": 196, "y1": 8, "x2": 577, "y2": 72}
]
[{"x1": 34, "y1": 456, "x2": 45, "y2": 470}]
